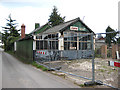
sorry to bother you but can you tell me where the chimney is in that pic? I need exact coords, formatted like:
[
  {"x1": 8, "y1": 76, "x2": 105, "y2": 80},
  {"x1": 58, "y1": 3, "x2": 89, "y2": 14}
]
[
  {"x1": 21, "y1": 24, "x2": 25, "y2": 39},
  {"x1": 35, "y1": 23, "x2": 40, "y2": 29}
]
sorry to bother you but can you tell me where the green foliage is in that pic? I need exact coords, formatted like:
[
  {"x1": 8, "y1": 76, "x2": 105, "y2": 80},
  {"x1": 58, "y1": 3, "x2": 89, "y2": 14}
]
[
  {"x1": 107, "y1": 49, "x2": 112, "y2": 58},
  {"x1": 102, "y1": 66, "x2": 107, "y2": 69},
  {"x1": 48, "y1": 6, "x2": 65, "y2": 27},
  {"x1": 117, "y1": 37, "x2": 120, "y2": 44},
  {"x1": 98, "y1": 69, "x2": 105, "y2": 72},
  {"x1": 105, "y1": 26, "x2": 117, "y2": 47},
  {"x1": 95, "y1": 48, "x2": 101, "y2": 58},
  {"x1": 2, "y1": 14, "x2": 20, "y2": 51},
  {"x1": 32, "y1": 61, "x2": 48, "y2": 71},
  {"x1": 79, "y1": 84, "x2": 85, "y2": 87},
  {"x1": 35, "y1": 23, "x2": 40, "y2": 29}
]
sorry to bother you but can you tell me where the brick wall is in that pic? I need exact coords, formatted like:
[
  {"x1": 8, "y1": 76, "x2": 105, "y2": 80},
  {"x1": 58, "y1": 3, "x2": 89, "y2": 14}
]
[
  {"x1": 112, "y1": 44, "x2": 118, "y2": 59},
  {"x1": 101, "y1": 45, "x2": 107, "y2": 59}
]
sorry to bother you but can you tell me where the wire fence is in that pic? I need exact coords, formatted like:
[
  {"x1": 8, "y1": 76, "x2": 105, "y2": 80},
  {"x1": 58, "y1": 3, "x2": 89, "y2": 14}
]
[{"x1": 34, "y1": 31, "x2": 119, "y2": 88}]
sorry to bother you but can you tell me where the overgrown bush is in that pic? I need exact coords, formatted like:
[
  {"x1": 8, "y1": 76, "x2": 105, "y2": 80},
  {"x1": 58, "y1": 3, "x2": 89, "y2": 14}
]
[
  {"x1": 95, "y1": 48, "x2": 101, "y2": 58},
  {"x1": 107, "y1": 49, "x2": 112, "y2": 58}
]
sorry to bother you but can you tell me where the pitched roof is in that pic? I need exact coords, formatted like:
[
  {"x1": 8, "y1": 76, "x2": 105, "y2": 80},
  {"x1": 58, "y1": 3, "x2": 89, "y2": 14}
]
[
  {"x1": 17, "y1": 34, "x2": 33, "y2": 41},
  {"x1": 42, "y1": 17, "x2": 93, "y2": 34},
  {"x1": 29, "y1": 23, "x2": 51, "y2": 35}
]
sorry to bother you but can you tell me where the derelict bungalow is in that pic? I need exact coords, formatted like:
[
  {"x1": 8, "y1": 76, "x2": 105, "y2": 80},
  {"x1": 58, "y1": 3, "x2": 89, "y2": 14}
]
[
  {"x1": 15, "y1": 17, "x2": 95, "y2": 62},
  {"x1": 32, "y1": 17, "x2": 95, "y2": 61}
]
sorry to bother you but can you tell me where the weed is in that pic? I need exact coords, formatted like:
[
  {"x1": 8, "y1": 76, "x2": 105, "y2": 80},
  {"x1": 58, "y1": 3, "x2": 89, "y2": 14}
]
[
  {"x1": 98, "y1": 69, "x2": 105, "y2": 72},
  {"x1": 32, "y1": 62, "x2": 38, "y2": 66},
  {"x1": 79, "y1": 84, "x2": 85, "y2": 87},
  {"x1": 102, "y1": 66, "x2": 107, "y2": 69},
  {"x1": 32, "y1": 61, "x2": 48, "y2": 71},
  {"x1": 107, "y1": 71, "x2": 111, "y2": 74}
]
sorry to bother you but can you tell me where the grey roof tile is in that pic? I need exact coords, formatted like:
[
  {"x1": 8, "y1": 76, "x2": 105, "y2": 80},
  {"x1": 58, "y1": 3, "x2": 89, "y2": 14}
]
[
  {"x1": 42, "y1": 17, "x2": 93, "y2": 34},
  {"x1": 43, "y1": 17, "x2": 79, "y2": 34}
]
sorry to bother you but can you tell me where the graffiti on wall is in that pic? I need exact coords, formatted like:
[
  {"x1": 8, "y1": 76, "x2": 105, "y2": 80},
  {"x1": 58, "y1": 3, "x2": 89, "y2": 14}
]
[{"x1": 35, "y1": 50, "x2": 60, "y2": 61}]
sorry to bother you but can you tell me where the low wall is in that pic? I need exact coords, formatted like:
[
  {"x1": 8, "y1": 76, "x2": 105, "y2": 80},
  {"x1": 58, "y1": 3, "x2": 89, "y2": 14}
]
[{"x1": 34, "y1": 50, "x2": 93, "y2": 61}]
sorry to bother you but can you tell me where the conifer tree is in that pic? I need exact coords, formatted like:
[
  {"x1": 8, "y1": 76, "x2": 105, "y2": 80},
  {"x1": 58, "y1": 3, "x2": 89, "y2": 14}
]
[
  {"x1": 2, "y1": 14, "x2": 20, "y2": 51},
  {"x1": 48, "y1": 6, "x2": 65, "y2": 27},
  {"x1": 2, "y1": 14, "x2": 20, "y2": 37},
  {"x1": 105, "y1": 26, "x2": 117, "y2": 46}
]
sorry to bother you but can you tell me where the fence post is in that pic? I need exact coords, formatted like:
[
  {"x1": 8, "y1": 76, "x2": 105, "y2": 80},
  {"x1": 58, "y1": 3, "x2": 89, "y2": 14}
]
[{"x1": 84, "y1": 33, "x2": 95, "y2": 86}]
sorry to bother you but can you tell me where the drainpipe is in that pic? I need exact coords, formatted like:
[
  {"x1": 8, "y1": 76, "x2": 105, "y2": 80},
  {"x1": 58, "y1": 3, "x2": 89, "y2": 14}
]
[
  {"x1": 33, "y1": 35, "x2": 36, "y2": 61},
  {"x1": 58, "y1": 32, "x2": 64, "y2": 50}
]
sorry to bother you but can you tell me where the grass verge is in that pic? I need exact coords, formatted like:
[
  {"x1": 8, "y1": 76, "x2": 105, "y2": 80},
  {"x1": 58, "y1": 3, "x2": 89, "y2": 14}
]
[{"x1": 32, "y1": 61, "x2": 48, "y2": 71}]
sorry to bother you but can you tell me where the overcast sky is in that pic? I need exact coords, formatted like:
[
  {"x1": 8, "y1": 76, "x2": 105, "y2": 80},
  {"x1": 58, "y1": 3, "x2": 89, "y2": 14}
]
[{"x1": 0, "y1": 0, "x2": 119, "y2": 34}]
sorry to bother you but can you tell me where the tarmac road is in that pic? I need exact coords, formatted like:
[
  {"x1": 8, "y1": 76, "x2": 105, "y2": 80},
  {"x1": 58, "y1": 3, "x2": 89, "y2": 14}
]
[{"x1": 1, "y1": 49, "x2": 79, "y2": 88}]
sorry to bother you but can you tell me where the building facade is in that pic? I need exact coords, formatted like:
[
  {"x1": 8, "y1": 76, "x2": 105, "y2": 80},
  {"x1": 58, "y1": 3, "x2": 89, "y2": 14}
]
[
  {"x1": 15, "y1": 17, "x2": 95, "y2": 62},
  {"x1": 32, "y1": 17, "x2": 95, "y2": 60}
]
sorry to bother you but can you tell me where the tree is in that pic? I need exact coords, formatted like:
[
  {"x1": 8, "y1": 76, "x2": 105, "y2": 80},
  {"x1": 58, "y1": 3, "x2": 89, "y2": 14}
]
[
  {"x1": 48, "y1": 6, "x2": 65, "y2": 27},
  {"x1": 105, "y1": 26, "x2": 117, "y2": 47},
  {"x1": 2, "y1": 31, "x2": 9, "y2": 51},
  {"x1": 117, "y1": 37, "x2": 120, "y2": 44},
  {"x1": 2, "y1": 14, "x2": 20, "y2": 37},
  {"x1": 2, "y1": 14, "x2": 20, "y2": 51}
]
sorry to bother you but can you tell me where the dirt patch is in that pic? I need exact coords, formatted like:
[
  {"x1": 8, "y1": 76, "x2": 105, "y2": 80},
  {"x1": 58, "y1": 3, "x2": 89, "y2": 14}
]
[
  {"x1": 42, "y1": 58, "x2": 118, "y2": 88},
  {"x1": 68, "y1": 61, "x2": 99, "y2": 71}
]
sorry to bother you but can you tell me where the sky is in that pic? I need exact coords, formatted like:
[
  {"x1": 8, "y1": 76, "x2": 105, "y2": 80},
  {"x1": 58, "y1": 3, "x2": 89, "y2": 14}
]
[{"x1": 0, "y1": 0, "x2": 119, "y2": 34}]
